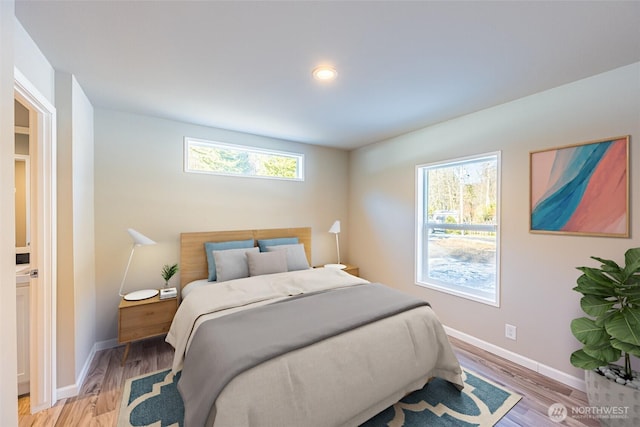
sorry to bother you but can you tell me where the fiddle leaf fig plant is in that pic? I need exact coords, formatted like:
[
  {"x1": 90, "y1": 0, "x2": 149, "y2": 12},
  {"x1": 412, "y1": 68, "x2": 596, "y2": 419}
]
[{"x1": 570, "y1": 247, "x2": 640, "y2": 380}]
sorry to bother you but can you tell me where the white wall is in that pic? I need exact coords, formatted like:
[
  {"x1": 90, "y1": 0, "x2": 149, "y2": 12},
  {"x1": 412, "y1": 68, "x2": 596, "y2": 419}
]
[
  {"x1": 55, "y1": 71, "x2": 96, "y2": 388},
  {"x1": 94, "y1": 109, "x2": 350, "y2": 342},
  {"x1": 55, "y1": 71, "x2": 75, "y2": 391},
  {"x1": 14, "y1": 19, "x2": 54, "y2": 106},
  {"x1": 71, "y1": 76, "x2": 96, "y2": 383},
  {"x1": 349, "y1": 63, "x2": 640, "y2": 383},
  {"x1": 0, "y1": 1, "x2": 18, "y2": 424}
]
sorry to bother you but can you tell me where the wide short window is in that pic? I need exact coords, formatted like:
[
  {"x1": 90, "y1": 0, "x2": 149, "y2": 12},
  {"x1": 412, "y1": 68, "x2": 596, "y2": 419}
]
[
  {"x1": 416, "y1": 152, "x2": 500, "y2": 306},
  {"x1": 185, "y1": 137, "x2": 304, "y2": 181}
]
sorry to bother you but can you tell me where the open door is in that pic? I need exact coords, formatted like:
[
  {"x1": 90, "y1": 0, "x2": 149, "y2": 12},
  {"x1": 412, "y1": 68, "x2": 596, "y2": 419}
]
[{"x1": 14, "y1": 69, "x2": 56, "y2": 414}]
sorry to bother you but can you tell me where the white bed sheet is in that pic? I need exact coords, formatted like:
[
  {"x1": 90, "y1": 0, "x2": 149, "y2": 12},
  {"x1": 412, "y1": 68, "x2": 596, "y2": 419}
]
[{"x1": 181, "y1": 278, "x2": 211, "y2": 300}]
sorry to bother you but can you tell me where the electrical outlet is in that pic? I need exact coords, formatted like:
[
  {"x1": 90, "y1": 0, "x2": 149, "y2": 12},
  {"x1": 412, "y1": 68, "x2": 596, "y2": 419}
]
[{"x1": 505, "y1": 324, "x2": 517, "y2": 340}]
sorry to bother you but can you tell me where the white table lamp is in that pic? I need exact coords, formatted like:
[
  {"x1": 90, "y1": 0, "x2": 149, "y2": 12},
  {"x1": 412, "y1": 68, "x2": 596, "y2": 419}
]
[
  {"x1": 325, "y1": 220, "x2": 346, "y2": 269},
  {"x1": 119, "y1": 228, "x2": 159, "y2": 301}
]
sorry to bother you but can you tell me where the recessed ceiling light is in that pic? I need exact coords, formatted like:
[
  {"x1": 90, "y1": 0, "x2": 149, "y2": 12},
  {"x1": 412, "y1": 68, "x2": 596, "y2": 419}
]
[{"x1": 312, "y1": 65, "x2": 338, "y2": 81}]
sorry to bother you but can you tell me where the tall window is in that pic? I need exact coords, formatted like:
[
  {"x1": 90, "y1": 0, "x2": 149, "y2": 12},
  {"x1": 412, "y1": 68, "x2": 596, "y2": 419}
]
[
  {"x1": 184, "y1": 137, "x2": 304, "y2": 181},
  {"x1": 416, "y1": 152, "x2": 500, "y2": 306}
]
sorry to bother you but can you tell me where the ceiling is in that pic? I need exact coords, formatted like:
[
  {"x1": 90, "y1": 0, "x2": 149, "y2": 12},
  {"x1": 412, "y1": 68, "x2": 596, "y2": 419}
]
[{"x1": 15, "y1": 1, "x2": 640, "y2": 150}]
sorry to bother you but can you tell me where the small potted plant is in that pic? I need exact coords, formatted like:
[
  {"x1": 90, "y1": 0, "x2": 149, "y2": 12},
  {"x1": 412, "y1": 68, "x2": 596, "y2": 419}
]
[
  {"x1": 570, "y1": 248, "x2": 640, "y2": 427},
  {"x1": 161, "y1": 263, "x2": 179, "y2": 288}
]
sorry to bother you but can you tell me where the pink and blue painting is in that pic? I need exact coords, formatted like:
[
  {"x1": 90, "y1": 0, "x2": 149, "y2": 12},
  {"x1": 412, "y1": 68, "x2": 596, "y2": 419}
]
[{"x1": 530, "y1": 136, "x2": 629, "y2": 237}]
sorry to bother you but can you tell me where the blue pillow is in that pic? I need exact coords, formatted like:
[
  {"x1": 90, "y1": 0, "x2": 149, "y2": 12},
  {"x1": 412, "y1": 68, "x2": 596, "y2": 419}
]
[
  {"x1": 205, "y1": 239, "x2": 254, "y2": 281},
  {"x1": 257, "y1": 237, "x2": 298, "y2": 252}
]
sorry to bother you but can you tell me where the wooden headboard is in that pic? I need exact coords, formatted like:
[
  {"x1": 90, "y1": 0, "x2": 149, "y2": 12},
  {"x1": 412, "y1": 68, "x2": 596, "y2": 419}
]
[{"x1": 180, "y1": 227, "x2": 312, "y2": 289}]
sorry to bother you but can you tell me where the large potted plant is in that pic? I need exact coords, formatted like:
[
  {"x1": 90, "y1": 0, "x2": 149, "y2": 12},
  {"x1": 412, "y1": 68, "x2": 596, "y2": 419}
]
[{"x1": 570, "y1": 248, "x2": 640, "y2": 427}]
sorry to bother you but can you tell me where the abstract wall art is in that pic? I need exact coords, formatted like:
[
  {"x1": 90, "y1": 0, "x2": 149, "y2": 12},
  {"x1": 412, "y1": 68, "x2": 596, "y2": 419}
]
[{"x1": 530, "y1": 136, "x2": 629, "y2": 237}]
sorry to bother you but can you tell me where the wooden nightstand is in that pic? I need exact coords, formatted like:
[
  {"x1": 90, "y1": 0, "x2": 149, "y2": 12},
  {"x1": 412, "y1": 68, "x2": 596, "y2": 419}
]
[
  {"x1": 342, "y1": 264, "x2": 359, "y2": 277},
  {"x1": 118, "y1": 294, "x2": 178, "y2": 365},
  {"x1": 315, "y1": 264, "x2": 359, "y2": 277}
]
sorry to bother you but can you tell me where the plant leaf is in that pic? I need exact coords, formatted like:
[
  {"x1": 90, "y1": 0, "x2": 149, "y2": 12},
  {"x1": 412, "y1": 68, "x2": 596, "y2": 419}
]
[
  {"x1": 574, "y1": 273, "x2": 616, "y2": 297},
  {"x1": 161, "y1": 263, "x2": 179, "y2": 281},
  {"x1": 580, "y1": 295, "x2": 614, "y2": 318},
  {"x1": 589, "y1": 257, "x2": 625, "y2": 282},
  {"x1": 618, "y1": 286, "x2": 640, "y2": 303},
  {"x1": 623, "y1": 248, "x2": 640, "y2": 276},
  {"x1": 604, "y1": 308, "x2": 640, "y2": 346},
  {"x1": 583, "y1": 342, "x2": 621, "y2": 363},
  {"x1": 570, "y1": 349, "x2": 606, "y2": 370},
  {"x1": 594, "y1": 310, "x2": 617, "y2": 328},
  {"x1": 591, "y1": 256, "x2": 621, "y2": 271},
  {"x1": 611, "y1": 338, "x2": 640, "y2": 358},
  {"x1": 571, "y1": 317, "x2": 609, "y2": 346},
  {"x1": 577, "y1": 266, "x2": 619, "y2": 285}
]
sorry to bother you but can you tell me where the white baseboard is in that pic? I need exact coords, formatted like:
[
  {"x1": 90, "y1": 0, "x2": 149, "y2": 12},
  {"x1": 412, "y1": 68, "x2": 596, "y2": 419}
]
[
  {"x1": 445, "y1": 325, "x2": 586, "y2": 392},
  {"x1": 95, "y1": 338, "x2": 119, "y2": 351},
  {"x1": 56, "y1": 339, "x2": 121, "y2": 399},
  {"x1": 53, "y1": 338, "x2": 133, "y2": 399},
  {"x1": 55, "y1": 383, "x2": 77, "y2": 400},
  {"x1": 56, "y1": 341, "x2": 103, "y2": 400}
]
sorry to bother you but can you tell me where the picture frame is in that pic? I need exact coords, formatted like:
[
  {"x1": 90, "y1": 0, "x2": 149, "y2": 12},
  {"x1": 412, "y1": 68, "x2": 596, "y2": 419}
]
[{"x1": 530, "y1": 136, "x2": 629, "y2": 237}]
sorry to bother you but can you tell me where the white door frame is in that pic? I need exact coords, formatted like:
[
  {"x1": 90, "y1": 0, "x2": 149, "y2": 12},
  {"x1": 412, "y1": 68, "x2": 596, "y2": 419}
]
[{"x1": 14, "y1": 68, "x2": 57, "y2": 413}]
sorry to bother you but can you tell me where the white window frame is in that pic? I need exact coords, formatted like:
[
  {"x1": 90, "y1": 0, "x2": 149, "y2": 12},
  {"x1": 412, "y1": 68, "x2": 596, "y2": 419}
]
[
  {"x1": 415, "y1": 151, "x2": 501, "y2": 306},
  {"x1": 184, "y1": 137, "x2": 305, "y2": 181}
]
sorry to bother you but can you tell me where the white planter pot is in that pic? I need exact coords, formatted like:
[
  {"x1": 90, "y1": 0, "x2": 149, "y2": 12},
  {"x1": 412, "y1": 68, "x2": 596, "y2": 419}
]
[{"x1": 584, "y1": 368, "x2": 640, "y2": 427}]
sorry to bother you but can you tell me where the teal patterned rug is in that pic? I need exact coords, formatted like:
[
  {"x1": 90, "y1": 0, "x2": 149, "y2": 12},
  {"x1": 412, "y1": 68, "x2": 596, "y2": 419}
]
[{"x1": 118, "y1": 368, "x2": 520, "y2": 426}]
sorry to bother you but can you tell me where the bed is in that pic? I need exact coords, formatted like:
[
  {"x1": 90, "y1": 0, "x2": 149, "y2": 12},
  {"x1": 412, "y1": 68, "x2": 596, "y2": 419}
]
[{"x1": 166, "y1": 227, "x2": 463, "y2": 427}]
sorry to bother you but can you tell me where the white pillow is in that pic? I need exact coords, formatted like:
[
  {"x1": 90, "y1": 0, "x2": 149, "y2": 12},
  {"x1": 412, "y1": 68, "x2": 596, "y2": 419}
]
[
  {"x1": 266, "y1": 243, "x2": 310, "y2": 271},
  {"x1": 213, "y1": 247, "x2": 259, "y2": 282},
  {"x1": 247, "y1": 250, "x2": 288, "y2": 277}
]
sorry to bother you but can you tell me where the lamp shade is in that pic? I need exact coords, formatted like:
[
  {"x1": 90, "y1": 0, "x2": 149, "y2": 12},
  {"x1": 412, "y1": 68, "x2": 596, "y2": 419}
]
[
  {"x1": 119, "y1": 228, "x2": 158, "y2": 300},
  {"x1": 327, "y1": 220, "x2": 344, "y2": 268},
  {"x1": 127, "y1": 228, "x2": 156, "y2": 246}
]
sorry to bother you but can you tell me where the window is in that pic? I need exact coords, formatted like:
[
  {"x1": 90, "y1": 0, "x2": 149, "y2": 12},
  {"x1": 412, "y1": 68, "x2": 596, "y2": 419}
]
[
  {"x1": 184, "y1": 137, "x2": 304, "y2": 181},
  {"x1": 416, "y1": 152, "x2": 500, "y2": 306}
]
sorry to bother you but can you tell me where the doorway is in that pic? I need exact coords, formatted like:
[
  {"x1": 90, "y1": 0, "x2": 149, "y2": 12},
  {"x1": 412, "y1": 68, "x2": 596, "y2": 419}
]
[
  {"x1": 15, "y1": 99, "x2": 30, "y2": 397},
  {"x1": 14, "y1": 69, "x2": 56, "y2": 414}
]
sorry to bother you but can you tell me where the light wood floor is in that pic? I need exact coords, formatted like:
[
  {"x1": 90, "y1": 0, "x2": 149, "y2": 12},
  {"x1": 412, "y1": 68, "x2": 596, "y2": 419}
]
[
  {"x1": 451, "y1": 337, "x2": 598, "y2": 427},
  {"x1": 18, "y1": 335, "x2": 598, "y2": 427}
]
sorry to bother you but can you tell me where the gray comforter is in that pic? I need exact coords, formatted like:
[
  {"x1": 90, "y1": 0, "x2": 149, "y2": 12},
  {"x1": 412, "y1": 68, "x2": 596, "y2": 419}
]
[{"x1": 178, "y1": 283, "x2": 430, "y2": 427}]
